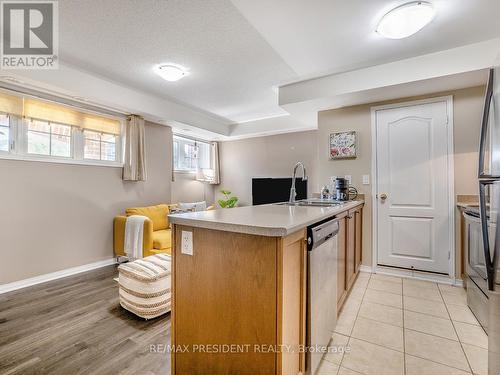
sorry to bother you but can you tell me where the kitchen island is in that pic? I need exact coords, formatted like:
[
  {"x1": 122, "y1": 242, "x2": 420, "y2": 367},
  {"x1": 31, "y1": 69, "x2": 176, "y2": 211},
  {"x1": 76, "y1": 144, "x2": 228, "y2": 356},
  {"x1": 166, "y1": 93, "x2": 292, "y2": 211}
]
[{"x1": 169, "y1": 200, "x2": 364, "y2": 375}]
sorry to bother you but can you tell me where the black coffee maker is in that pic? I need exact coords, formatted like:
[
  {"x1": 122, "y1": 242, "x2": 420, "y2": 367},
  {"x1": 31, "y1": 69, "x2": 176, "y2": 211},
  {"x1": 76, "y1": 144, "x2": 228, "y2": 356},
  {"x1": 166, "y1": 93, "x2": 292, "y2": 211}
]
[{"x1": 334, "y1": 178, "x2": 358, "y2": 201}]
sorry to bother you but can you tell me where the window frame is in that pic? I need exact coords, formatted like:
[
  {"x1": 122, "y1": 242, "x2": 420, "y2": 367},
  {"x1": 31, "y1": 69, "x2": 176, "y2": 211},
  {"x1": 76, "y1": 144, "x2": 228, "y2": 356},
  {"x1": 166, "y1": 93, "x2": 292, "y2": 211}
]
[
  {"x1": 82, "y1": 129, "x2": 120, "y2": 163},
  {"x1": 173, "y1": 134, "x2": 212, "y2": 173},
  {"x1": 0, "y1": 113, "x2": 13, "y2": 155},
  {"x1": 25, "y1": 118, "x2": 74, "y2": 159},
  {"x1": 0, "y1": 114, "x2": 124, "y2": 168}
]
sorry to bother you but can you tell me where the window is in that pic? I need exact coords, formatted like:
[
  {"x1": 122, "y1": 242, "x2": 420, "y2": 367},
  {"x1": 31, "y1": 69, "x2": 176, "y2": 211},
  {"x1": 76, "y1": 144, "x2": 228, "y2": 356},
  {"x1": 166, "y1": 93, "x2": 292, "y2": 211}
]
[
  {"x1": 27, "y1": 119, "x2": 72, "y2": 157},
  {"x1": 173, "y1": 135, "x2": 211, "y2": 172},
  {"x1": 0, "y1": 89, "x2": 123, "y2": 166},
  {"x1": 0, "y1": 114, "x2": 10, "y2": 152},
  {"x1": 84, "y1": 130, "x2": 117, "y2": 161}
]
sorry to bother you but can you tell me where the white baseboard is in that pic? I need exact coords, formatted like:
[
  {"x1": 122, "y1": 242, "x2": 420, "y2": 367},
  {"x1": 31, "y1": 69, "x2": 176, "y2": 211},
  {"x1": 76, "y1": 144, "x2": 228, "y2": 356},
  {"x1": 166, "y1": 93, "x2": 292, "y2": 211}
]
[
  {"x1": 373, "y1": 266, "x2": 464, "y2": 286},
  {"x1": 359, "y1": 265, "x2": 373, "y2": 273},
  {"x1": 0, "y1": 258, "x2": 117, "y2": 294}
]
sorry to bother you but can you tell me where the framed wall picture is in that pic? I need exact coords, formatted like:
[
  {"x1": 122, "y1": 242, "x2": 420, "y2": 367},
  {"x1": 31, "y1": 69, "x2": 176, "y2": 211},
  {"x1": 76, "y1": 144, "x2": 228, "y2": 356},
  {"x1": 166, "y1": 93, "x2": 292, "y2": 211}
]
[{"x1": 330, "y1": 131, "x2": 357, "y2": 159}]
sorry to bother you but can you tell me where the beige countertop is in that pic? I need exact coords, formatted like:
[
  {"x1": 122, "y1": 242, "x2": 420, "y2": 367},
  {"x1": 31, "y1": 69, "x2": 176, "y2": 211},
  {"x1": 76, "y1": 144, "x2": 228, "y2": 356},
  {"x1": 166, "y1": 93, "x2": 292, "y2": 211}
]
[
  {"x1": 169, "y1": 200, "x2": 364, "y2": 237},
  {"x1": 457, "y1": 202, "x2": 479, "y2": 209}
]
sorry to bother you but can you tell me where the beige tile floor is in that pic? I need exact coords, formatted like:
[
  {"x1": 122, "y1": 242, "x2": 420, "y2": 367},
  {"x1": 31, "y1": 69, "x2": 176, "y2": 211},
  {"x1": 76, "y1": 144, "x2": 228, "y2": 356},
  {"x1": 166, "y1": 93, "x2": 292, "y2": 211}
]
[{"x1": 316, "y1": 272, "x2": 489, "y2": 375}]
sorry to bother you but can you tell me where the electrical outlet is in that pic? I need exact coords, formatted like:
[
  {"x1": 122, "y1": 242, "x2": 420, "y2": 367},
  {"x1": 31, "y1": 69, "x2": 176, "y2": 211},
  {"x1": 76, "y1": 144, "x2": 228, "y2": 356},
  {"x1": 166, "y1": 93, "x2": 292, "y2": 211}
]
[
  {"x1": 362, "y1": 174, "x2": 370, "y2": 185},
  {"x1": 344, "y1": 175, "x2": 352, "y2": 184},
  {"x1": 181, "y1": 231, "x2": 193, "y2": 255}
]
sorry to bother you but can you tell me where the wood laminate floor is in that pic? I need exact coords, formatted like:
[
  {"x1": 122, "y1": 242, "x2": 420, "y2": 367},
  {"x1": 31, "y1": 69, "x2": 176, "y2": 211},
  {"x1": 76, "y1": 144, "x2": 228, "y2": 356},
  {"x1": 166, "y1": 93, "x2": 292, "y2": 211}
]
[{"x1": 0, "y1": 265, "x2": 170, "y2": 375}]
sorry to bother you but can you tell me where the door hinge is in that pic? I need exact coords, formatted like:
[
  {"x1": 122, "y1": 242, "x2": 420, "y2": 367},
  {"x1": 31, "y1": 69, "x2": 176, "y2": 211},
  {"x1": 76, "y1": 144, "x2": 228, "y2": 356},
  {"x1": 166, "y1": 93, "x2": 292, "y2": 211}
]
[{"x1": 448, "y1": 251, "x2": 451, "y2": 260}]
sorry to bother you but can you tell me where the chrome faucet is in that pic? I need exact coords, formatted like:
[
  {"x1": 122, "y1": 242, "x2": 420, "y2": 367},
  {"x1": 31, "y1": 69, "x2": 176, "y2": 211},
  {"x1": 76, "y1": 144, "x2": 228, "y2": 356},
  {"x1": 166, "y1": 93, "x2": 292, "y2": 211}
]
[{"x1": 289, "y1": 162, "x2": 308, "y2": 203}]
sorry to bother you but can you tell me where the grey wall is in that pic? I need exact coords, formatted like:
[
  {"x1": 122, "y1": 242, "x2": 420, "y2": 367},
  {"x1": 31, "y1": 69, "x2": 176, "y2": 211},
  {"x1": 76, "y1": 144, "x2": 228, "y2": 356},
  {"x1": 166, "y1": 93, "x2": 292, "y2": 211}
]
[
  {"x1": 171, "y1": 172, "x2": 216, "y2": 205},
  {"x1": 218, "y1": 131, "x2": 318, "y2": 206},
  {"x1": 0, "y1": 121, "x2": 172, "y2": 284}
]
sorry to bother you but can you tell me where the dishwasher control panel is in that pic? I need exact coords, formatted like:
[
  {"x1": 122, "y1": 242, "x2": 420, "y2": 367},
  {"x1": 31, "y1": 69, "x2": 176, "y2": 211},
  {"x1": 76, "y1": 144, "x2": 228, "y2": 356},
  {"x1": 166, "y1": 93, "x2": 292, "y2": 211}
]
[{"x1": 307, "y1": 217, "x2": 339, "y2": 251}]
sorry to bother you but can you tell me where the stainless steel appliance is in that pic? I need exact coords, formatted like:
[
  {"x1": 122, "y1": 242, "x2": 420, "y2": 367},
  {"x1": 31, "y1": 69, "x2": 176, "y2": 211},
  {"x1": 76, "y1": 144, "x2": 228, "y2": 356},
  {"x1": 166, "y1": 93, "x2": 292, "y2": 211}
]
[
  {"x1": 306, "y1": 217, "x2": 338, "y2": 375},
  {"x1": 334, "y1": 178, "x2": 358, "y2": 201},
  {"x1": 476, "y1": 62, "x2": 500, "y2": 374},
  {"x1": 490, "y1": 198, "x2": 500, "y2": 374},
  {"x1": 464, "y1": 208, "x2": 491, "y2": 330}
]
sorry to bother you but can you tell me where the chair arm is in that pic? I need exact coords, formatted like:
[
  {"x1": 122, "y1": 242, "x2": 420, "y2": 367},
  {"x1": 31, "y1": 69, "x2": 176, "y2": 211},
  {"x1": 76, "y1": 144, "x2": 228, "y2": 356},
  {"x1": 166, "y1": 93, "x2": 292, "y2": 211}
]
[{"x1": 113, "y1": 215, "x2": 154, "y2": 257}]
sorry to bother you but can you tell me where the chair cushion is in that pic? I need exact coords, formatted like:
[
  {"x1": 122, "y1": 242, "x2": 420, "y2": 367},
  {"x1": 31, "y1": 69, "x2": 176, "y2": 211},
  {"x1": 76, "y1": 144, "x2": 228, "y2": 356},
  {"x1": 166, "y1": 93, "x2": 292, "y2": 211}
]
[
  {"x1": 179, "y1": 201, "x2": 207, "y2": 212},
  {"x1": 126, "y1": 204, "x2": 169, "y2": 231},
  {"x1": 152, "y1": 229, "x2": 171, "y2": 250}
]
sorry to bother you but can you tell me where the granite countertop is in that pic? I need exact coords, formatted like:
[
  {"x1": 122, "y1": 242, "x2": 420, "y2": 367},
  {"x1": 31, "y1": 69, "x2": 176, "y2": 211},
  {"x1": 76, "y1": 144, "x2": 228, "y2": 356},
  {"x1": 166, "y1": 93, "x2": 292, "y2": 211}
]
[{"x1": 168, "y1": 200, "x2": 364, "y2": 237}]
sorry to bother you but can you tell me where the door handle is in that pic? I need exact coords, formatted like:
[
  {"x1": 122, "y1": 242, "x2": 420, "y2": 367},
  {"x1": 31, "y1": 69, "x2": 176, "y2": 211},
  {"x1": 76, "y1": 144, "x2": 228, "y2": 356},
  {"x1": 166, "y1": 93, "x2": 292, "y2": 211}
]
[
  {"x1": 379, "y1": 193, "x2": 388, "y2": 201},
  {"x1": 478, "y1": 68, "x2": 494, "y2": 178}
]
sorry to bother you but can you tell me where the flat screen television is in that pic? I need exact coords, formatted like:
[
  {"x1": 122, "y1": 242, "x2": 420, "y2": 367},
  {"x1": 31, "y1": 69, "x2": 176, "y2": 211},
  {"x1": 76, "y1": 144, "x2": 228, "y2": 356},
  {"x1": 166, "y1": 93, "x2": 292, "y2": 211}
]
[{"x1": 252, "y1": 177, "x2": 307, "y2": 205}]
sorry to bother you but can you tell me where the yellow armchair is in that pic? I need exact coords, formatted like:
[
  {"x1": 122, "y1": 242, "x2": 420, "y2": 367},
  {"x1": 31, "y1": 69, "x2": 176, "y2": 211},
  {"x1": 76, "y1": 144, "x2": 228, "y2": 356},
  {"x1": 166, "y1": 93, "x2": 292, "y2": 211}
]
[
  {"x1": 114, "y1": 204, "x2": 176, "y2": 258},
  {"x1": 114, "y1": 203, "x2": 215, "y2": 258}
]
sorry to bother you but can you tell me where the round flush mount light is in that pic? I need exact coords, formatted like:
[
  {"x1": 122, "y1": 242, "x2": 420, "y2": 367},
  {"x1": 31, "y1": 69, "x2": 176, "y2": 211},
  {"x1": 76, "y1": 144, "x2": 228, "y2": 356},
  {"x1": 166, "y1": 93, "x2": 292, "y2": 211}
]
[
  {"x1": 154, "y1": 63, "x2": 189, "y2": 82},
  {"x1": 376, "y1": 1, "x2": 436, "y2": 39}
]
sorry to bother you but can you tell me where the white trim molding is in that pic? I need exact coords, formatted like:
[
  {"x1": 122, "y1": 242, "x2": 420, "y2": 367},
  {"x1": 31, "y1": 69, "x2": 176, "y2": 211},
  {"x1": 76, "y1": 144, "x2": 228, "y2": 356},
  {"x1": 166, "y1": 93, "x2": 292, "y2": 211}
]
[
  {"x1": 373, "y1": 266, "x2": 464, "y2": 287},
  {"x1": 0, "y1": 258, "x2": 117, "y2": 294},
  {"x1": 359, "y1": 265, "x2": 373, "y2": 274},
  {"x1": 370, "y1": 96, "x2": 456, "y2": 280}
]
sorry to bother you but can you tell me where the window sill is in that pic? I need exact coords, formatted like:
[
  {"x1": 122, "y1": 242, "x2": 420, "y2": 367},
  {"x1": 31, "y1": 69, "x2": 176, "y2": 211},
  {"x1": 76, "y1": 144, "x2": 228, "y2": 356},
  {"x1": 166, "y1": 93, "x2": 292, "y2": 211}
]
[
  {"x1": 0, "y1": 153, "x2": 123, "y2": 168},
  {"x1": 174, "y1": 170, "x2": 197, "y2": 174}
]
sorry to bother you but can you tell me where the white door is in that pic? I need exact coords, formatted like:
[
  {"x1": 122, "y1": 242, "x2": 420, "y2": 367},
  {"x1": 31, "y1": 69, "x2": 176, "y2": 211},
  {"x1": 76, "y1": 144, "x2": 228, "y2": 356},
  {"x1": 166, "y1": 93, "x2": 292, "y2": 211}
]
[{"x1": 375, "y1": 100, "x2": 452, "y2": 274}]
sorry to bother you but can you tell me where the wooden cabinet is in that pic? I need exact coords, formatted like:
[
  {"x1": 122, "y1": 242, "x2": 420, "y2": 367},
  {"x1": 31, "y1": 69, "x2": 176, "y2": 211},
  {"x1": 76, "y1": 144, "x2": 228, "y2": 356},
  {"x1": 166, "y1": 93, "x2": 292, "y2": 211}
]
[
  {"x1": 337, "y1": 203, "x2": 364, "y2": 312},
  {"x1": 354, "y1": 206, "x2": 363, "y2": 273},
  {"x1": 171, "y1": 202, "x2": 364, "y2": 373},
  {"x1": 336, "y1": 211, "x2": 348, "y2": 309},
  {"x1": 346, "y1": 210, "x2": 356, "y2": 289},
  {"x1": 171, "y1": 225, "x2": 307, "y2": 375}
]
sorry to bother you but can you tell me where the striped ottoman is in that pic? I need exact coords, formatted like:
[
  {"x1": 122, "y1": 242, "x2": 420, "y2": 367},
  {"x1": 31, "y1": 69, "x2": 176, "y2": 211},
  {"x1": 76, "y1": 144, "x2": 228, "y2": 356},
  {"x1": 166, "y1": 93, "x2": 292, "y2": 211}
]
[{"x1": 118, "y1": 254, "x2": 171, "y2": 319}]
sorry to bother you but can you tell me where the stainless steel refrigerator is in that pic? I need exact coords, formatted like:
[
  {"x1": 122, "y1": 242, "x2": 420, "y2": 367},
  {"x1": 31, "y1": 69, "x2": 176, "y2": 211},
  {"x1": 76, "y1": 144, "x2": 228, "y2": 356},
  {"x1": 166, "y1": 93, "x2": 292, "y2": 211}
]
[{"x1": 477, "y1": 64, "x2": 500, "y2": 374}]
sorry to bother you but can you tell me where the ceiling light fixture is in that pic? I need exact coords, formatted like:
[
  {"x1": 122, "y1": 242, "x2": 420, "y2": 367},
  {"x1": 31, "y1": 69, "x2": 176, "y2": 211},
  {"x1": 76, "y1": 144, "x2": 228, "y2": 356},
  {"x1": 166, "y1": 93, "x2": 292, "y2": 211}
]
[
  {"x1": 376, "y1": 1, "x2": 436, "y2": 39},
  {"x1": 154, "y1": 63, "x2": 189, "y2": 82}
]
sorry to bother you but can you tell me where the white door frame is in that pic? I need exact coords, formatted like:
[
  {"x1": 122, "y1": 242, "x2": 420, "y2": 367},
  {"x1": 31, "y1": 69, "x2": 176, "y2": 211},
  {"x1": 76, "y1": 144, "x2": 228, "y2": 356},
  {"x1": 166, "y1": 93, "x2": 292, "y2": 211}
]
[{"x1": 370, "y1": 96, "x2": 456, "y2": 283}]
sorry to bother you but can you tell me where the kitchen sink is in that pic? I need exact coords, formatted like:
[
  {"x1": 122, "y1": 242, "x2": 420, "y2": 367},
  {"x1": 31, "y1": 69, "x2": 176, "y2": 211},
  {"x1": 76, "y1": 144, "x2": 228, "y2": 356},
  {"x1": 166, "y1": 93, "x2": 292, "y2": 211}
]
[{"x1": 274, "y1": 199, "x2": 344, "y2": 207}]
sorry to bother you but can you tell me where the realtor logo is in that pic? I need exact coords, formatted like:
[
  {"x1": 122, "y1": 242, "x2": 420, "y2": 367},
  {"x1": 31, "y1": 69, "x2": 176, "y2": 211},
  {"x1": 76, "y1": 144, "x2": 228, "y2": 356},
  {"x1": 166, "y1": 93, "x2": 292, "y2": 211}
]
[{"x1": 1, "y1": 0, "x2": 58, "y2": 69}]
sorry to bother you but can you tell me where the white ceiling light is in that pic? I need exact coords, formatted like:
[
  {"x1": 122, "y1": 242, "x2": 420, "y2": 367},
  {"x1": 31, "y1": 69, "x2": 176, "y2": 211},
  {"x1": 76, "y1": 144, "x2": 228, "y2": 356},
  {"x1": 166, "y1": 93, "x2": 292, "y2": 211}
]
[
  {"x1": 376, "y1": 1, "x2": 436, "y2": 39},
  {"x1": 154, "y1": 63, "x2": 189, "y2": 82}
]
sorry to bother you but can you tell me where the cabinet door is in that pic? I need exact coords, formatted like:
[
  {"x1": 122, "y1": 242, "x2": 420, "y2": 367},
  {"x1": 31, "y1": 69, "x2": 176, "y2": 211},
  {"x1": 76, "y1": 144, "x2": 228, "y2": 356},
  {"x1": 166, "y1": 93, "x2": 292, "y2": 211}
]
[
  {"x1": 354, "y1": 207, "x2": 363, "y2": 273},
  {"x1": 337, "y1": 214, "x2": 347, "y2": 310},
  {"x1": 346, "y1": 211, "x2": 356, "y2": 289}
]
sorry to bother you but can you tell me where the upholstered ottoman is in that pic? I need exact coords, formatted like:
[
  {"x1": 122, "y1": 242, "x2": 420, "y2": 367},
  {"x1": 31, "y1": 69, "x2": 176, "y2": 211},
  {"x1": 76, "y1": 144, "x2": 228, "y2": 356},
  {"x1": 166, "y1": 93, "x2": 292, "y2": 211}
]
[{"x1": 118, "y1": 254, "x2": 171, "y2": 319}]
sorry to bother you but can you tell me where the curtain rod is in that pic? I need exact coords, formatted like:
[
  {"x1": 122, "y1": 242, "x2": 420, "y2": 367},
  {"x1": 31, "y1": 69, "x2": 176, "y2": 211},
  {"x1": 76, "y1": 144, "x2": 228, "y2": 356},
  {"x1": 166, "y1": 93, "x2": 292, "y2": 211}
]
[{"x1": 0, "y1": 82, "x2": 129, "y2": 120}]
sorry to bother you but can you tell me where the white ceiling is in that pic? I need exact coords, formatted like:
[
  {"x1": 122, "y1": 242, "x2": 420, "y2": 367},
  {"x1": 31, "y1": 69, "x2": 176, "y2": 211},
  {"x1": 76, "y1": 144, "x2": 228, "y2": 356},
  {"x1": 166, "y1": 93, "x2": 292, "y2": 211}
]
[
  {"x1": 58, "y1": 0, "x2": 296, "y2": 124},
  {"x1": 8, "y1": 0, "x2": 500, "y2": 138},
  {"x1": 231, "y1": 0, "x2": 500, "y2": 80},
  {"x1": 57, "y1": 0, "x2": 500, "y2": 126}
]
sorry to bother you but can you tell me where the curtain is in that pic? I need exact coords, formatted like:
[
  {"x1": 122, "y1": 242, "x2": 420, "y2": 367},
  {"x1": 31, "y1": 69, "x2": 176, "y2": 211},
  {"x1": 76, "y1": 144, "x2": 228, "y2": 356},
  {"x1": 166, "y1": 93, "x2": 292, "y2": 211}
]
[
  {"x1": 171, "y1": 132, "x2": 175, "y2": 182},
  {"x1": 210, "y1": 141, "x2": 221, "y2": 185},
  {"x1": 123, "y1": 115, "x2": 147, "y2": 181}
]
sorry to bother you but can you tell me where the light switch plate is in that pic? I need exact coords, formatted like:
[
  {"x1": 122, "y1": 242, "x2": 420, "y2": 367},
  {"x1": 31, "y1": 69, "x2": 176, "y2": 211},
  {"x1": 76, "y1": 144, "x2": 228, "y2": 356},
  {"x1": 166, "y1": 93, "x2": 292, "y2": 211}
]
[
  {"x1": 362, "y1": 174, "x2": 370, "y2": 185},
  {"x1": 181, "y1": 231, "x2": 193, "y2": 255},
  {"x1": 344, "y1": 175, "x2": 352, "y2": 184}
]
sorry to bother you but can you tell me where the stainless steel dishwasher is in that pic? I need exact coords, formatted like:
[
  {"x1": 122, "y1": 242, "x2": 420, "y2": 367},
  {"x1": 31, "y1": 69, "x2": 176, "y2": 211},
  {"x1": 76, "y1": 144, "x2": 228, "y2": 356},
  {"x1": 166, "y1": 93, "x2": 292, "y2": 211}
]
[{"x1": 306, "y1": 217, "x2": 339, "y2": 375}]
